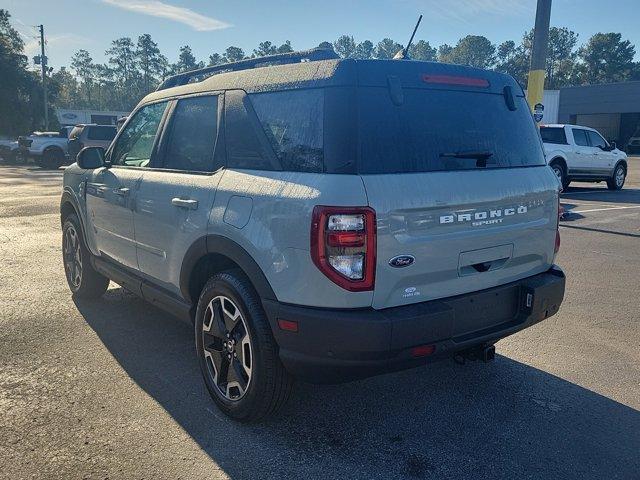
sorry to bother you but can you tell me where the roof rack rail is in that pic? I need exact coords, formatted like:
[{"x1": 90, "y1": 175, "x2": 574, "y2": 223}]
[{"x1": 156, "y1": 47, "x2": 340, "y2": 91}]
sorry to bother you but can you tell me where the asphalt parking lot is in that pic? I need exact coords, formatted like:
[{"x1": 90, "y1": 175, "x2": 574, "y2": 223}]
[{"x1": 1, "y1": 162, "x2": 638, "y2": 480}]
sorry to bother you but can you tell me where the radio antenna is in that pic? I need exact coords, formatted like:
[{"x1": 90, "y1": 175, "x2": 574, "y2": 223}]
[{"x1": 394, "y1": 14, "x2": 423, "y2": 60}]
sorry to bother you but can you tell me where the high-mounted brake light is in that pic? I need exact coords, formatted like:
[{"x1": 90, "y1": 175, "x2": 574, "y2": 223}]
[
  {"x1": 422, "y1": 74, "x2": 490, "y2": 88},
  {"x1": 311, "y1": 206, "x2": 376, "y2": 291}
]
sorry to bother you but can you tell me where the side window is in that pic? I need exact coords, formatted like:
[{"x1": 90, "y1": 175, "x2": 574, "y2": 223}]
[
  {"x1": 163, "y1": 95, "x2": 219, "y2": 172},
  {"x1": 88, "y1": 126, "x2": 117, "y2": 141},
  {"x1": 250, "y1": 89, "x2": 324, "y2": 173},
  {"x1": 587, "y1": 130, "x2": 606, "y2": 149},
  {"x1": 572, "y1": 129, "x2": 590, "y2": 147},
  {"x1": 111, "y1": 102, "x2": 167, "y2": 167}
]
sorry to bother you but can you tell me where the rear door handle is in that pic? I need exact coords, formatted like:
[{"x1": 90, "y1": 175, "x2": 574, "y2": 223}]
[
  {"x1": 114, "y1": 187, "x2": 130, "y2": 196},
  {"x1": 172, "y1": 198, "x2": 198, "y2": 210}
]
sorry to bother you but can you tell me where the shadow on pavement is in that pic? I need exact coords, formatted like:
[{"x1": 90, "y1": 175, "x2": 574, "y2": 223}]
[
  {"x1": 75, "y1": 288, "x2": 640, "y2": 480},
  {"x1": 561, "y1": 185, "x2": 640, "y2": 205},
  {"x1": 560, "y1": 223, "x2": 640, "y2": 238}
]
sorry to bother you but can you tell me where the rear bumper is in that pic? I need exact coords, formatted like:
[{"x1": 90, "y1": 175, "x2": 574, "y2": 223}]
[{"x1": 264, "y1": 266, "x2": 565, "y2": 383}]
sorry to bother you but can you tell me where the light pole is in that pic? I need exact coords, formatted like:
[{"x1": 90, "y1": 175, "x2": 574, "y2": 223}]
[
  {"x1": 526, "y1": 0, "x2": 552, "y2": 116},
  {"x1": 38, "y1": 24, "x2": 49, "y2": 130}
]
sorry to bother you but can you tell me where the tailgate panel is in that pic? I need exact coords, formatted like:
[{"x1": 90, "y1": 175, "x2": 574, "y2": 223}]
[{"x1": 362, "y1": 166, "x2": 559, "y2": 309}]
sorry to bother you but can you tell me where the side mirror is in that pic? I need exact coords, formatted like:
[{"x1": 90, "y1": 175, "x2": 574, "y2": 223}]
[
  {"x1": 610, "y1": 141, "x2": 617, "y2": 150},
  {"x1": 77, "y1": 146, "x2": 105, "y2": 169}
]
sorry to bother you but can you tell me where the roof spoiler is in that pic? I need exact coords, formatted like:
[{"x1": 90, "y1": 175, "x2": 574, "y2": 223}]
[{"x1": 156, "y1": 47, "x2": 340, "y2": 91}]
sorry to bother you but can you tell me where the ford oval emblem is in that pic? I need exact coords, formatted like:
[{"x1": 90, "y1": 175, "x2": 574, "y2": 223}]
[{"x1": 389, "y1": 255, "x2": 415, "y2": 268}]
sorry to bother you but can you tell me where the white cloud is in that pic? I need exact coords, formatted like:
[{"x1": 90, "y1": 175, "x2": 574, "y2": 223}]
[
  {"x1": 24, "y1": 34, "x2": 89, "y2": 58},
  {"x1": 411, "y1": 0, "x2": 532, "y2": 24},
  {"x1": 101, "y1": 0, "x2": 232, "y2": 31}
]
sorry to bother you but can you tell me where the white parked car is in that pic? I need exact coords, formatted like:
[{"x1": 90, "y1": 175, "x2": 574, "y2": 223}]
[
  {"x1": 541, "y1": 124, "x2": 628, "y2": 190},
  {"x1": 17, "y1": 127, "x2": 73, "y2": 169}
]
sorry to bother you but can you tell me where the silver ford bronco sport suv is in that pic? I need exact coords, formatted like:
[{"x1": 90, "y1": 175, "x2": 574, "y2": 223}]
[{"x1": 60, "y1": 48, "x2": 565, "y2": 421}]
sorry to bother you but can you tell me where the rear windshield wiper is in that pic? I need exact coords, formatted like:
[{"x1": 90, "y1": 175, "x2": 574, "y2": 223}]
[{"x1": 439, "y1": 151, "x2": 493, "y2": 167}]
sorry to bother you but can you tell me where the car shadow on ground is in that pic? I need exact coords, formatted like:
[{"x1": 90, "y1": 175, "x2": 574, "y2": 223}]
[
  {"x1": 561, "y1": 184, "x2": 640, "y2": 205},
  {"x1": 75, "y1": 288, "x2": 640, "y2": 479}
]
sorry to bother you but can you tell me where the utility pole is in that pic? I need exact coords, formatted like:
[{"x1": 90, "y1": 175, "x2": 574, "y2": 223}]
[
  {"x1": 38, "y1": 24, "x2": 49, "y2": 130},
  {"x1": 526, "y1": 0, "x2": 552, "y2": 116}
]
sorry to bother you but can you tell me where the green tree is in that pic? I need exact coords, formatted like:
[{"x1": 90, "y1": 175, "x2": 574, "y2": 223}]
[
  {"x1": 317, "y1": 41, "x2": 333, "y2": 50},
  {"x1": 334, "y1": 35, "x2": 356, "y2": 58},
  {"x1": 171, "y1": 45, "x2": 203, "y2": 74},
  {"x1": 208, "y1": 53, "x2": 224, "y2": 66},
  {"x1": 136, "y1": 34, "x2": 167, "y2": 93},
  {"x1": 254, "y1": 41, "x2": 277, "y2": 57},
  {"x1": 353, "y1": 40, "x2": 374, "y2": 59},
  {"x1": 50, "y1": 67, "x2": 79, "y2": 109},
  {"x1": 437, "y1": 44, "x2": 453, "y2": 61},
  {"x1": 495, "y1": 40, "x2": 529, "y2": 85},
  {"x1": 224, "y1": 46, "x2": 245, "y2": 63},
  {"x1": 409, "y1": 40, "x2": 437, "y2": 61},
  {"x1": 0, "y1": 9, "x2": 44, "y2": 134},
  {"x1": 71, "y1": 49, "x2": 95, "y2": 104},
  {"x1": 375, "y1": 38, "x2": 403, "y2": 59},
  {"x1": 443, "y1": 35, "x2": 495, "y2": 68},
  {"x1": 106, "y1": 37, "x2": 137, "y2": 86},
  {"x1": 277, "y1": 40, "x2": 293, "y2": 54},
  {"x1": 577, "y1": 32, "x2": 636, "y2": 84}
]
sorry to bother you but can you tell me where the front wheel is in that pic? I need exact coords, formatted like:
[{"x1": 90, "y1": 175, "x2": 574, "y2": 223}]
[
  {"x1": 607, "y1": 164, "x2": 626, "y2": 190},
  {"x1": 195, "y1": 271, "x2": 293, "y2": 422},
  {"x1": 62, "y1": 214, "x2": 110, "y2": 299}
]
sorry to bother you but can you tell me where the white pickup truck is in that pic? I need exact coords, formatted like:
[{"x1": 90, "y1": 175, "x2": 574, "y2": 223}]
[
  {"x1": 541, "y1": 124, "x2": 628, "y2": 190},
  {"x1": 18, "y1": 127, "x2": 73, "y2": 169}
]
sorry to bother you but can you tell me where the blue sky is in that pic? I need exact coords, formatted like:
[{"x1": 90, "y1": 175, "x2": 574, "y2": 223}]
[{"x1": 4, "y1": 0, "x2": 640, "y2": 70}]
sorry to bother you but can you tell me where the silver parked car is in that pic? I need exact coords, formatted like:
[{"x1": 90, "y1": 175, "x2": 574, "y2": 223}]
[{"x1": 67, "y1": 124, "x2": 118, "y2": 164}]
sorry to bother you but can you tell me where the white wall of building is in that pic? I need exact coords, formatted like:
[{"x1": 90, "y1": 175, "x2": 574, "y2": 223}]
[
  {"x1": 56, "y1": 109, "x2": 129, "y2": 126},
  {"x1": 524, "y1": 90, "x2": 560, "y2": 124}
]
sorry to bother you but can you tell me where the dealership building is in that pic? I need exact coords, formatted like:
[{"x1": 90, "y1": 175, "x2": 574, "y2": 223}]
[{"x1": 538, "y1": 81, "x2": 640, "y2": 152}]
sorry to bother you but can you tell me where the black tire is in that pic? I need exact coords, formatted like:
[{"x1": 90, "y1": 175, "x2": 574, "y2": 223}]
[
  {"x1": 195, "y1": 271, "x2": 293, "y2": 422},
  {"x1": 42, "y1": 148, "x2": 65, "y2": 169},
  {"x1": 550, "y1": 161, "x2": 569, "y2": 190},
  {"x1": 62, "y1": 213, "x2": 110, "y2": 299},
  {"x1": 607, "y1": 163, "x2": 626, "y2": 190}
]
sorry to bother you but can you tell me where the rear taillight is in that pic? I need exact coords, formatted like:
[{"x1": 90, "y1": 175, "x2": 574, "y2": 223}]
[{"x1": 311, "y1": 206, "x2": 376, "y2": 291}]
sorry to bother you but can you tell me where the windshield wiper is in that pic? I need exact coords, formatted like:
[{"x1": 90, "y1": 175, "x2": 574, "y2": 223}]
[{"x1": 440, "y1": 151, "x2": 493, "y2": 168}]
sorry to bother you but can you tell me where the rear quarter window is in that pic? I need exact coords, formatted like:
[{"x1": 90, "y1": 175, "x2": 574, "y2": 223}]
[
  {"x1": 572, "y1": 129, "x2": 590, "y2": 146},
  {"x1": 249, "y1": 89, "x2": 324, "y2": 173},
  {"x1": 87, "y1": 126, "x2": 117, "y2": 141},
  {"x1": 540, "y1": 127, "x2": 567, "y2": 145}
]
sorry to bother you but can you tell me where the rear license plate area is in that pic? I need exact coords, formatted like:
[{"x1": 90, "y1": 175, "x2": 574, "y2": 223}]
[{"x1": 451, "y1": 285, "x2": 519, "y2": 337}]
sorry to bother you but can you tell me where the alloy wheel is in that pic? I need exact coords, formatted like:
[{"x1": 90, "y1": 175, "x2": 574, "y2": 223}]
[
  {"x1": 615, "y1": 167, "x2": 625, "y2": 187},
  {"x1": 202, "y1": 296, "x2": 253, "y2": 401},
  {"x1": 63, "y1": 225, "x2": 82, "y2": 289}
]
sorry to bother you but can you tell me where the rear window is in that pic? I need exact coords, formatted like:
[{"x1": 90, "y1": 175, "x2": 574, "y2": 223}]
[
  {"x1": 540, "y1": 127, "x2": 567, "y2": 144},
  {"x1": 87, "y1": 126, "x2": 117, "y2": 141},
  {"x1": 357, "y1": 88, "x2": 545, "y2": 174},
  {"x1": 250, "y1": 89, "x2": 324, "y2": 173}
]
